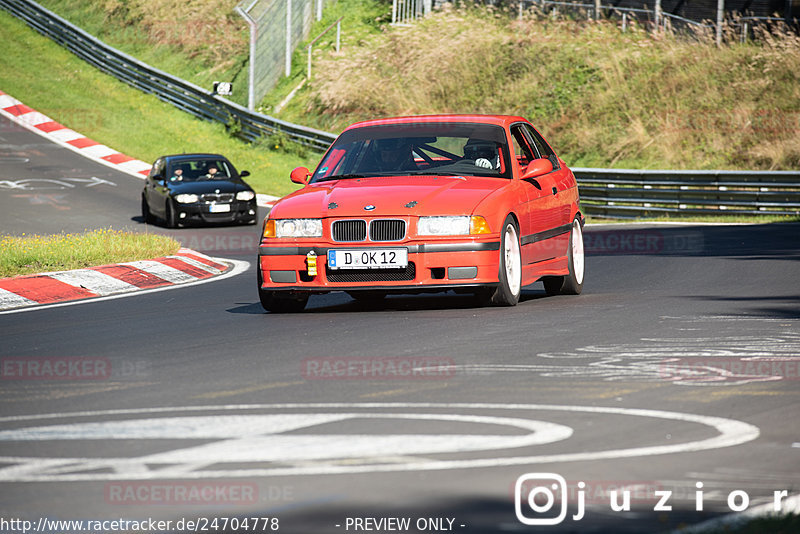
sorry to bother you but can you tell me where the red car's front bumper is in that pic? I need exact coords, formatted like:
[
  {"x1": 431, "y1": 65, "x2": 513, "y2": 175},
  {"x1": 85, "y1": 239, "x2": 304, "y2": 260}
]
[{"x1": 258, "y1": 239, "x2": 501, "y2": 293}]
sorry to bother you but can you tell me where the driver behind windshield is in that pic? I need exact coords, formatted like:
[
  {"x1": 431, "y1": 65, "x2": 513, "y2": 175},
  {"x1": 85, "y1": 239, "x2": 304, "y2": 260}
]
[
  {"x1": 200, "y1": 162, "x2": 226, "y2": 180},
  {"x1": 463, "y1": 139, "x2": 500, "y2": 170},
  {"x1": 372, "y1": 138, "x2": 418, "y2": 173}
]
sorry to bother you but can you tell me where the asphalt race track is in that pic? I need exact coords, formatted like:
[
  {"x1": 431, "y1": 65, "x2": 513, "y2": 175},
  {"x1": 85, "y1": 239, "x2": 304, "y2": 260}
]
[{"x1": 1, "y1": 114, "x2": 799, "y2": 533}]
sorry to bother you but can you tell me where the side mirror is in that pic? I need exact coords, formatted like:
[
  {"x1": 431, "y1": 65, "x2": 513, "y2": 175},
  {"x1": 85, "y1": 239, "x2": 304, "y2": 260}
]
[
  {"x1": 290, "y1": 166, "x2": 311, "y2": 185},
  {"x1": 152, "y1": 174, "x2": 165, "y2": 184},
  {"x1": 240, "y1": 170, "x2": 251, "y2": 178},
  {"x1": 521, "y1": 158, "x2": 553, "y2": 182}
]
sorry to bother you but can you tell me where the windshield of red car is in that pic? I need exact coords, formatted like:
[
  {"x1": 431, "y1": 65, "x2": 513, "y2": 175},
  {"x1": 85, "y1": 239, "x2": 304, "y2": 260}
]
[{"x1": 311, "y1": 123, "x2": 512, "y2": 182}]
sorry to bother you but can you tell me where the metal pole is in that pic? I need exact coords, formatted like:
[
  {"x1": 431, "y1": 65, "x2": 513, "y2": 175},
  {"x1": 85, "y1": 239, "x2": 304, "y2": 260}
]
[
  {"x1": 595, "y1": 0, "x2": 601, "y2": 20},
  {"x1": 234, "y1": 5, "x2": 256, "y2": 111},
  {"x1": 654, "y1": 0, "x2": 662, "y2": 28},
  {"x1": 716, "y1": 0, "x2": 724, "y2": 46},
  {"x1": 317, "y1": 0, "x2": 323, "y2": 21},
  {"x1": 286, "y1": 0, "x2": 293, "y2": 77},
  {"x1": 336, "y1": 20, "x2": 341, "y2": 52},
  {"x1": 392, "y1": 0, "x2": 398, "y2": 24}
]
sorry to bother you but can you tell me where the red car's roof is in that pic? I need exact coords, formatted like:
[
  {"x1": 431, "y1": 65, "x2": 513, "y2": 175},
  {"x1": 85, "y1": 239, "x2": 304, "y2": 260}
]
[{"x1": 344, "y1": 114, "x2": 527, "y2": 131}]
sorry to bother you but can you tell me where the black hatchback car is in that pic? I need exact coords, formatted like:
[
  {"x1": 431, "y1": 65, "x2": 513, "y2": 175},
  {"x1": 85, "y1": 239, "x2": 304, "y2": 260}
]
[{"x1": 141, "y1": 154, "x2": 258, "y2": 227}]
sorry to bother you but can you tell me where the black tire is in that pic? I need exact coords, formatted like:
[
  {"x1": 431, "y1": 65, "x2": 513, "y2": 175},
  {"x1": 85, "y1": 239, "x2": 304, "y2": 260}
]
[
  {"x1": 486, "y1": 215, "x2": 522, "y2": 306},
  {"x1": 141, "y1": 194, "x2": 155, "y2": 224},
  {"x1": 543, "y1": 217, "x2": 584, "y2": 296},
  {"x1": 257, "y1": 269, "x2": 308, "y2": 313},
  {"x1": 347, "y1": 290, "x2": 387, "y2": 302},
  {"x1": 165, "y1": 199, "x2": 178, "y2": 228}
]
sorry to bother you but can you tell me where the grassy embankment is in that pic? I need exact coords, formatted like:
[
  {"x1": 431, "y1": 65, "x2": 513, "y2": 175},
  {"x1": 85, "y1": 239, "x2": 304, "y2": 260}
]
[
  {"x1": 0, "y1": 7, "x2": 305, "y2": 197},
  {"x1": 26, "y1": 0, "x2": 800, "y2": 173}
]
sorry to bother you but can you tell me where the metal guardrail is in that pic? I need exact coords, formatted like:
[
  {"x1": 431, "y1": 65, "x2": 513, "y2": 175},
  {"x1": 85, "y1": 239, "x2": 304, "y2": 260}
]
[
  {"x1": 0, "y1": 0, "x2": 338, "y2": 152},
  {"x1": 574, "y1": 168, "x2": 800, "y2": 218},
  {"x1": 2, "y1": 0, "x2": 798, "y2": 218}
]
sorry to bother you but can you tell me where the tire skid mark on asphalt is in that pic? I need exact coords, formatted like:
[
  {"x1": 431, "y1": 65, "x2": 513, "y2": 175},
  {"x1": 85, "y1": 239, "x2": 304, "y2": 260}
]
[{"x1": 443, "y1": 316, "x2": 800, "y2": 387}]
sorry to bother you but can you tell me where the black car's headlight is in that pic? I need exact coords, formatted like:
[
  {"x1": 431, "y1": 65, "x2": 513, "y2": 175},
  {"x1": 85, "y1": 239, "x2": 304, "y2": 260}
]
[
  {"x1": 174, "y1": 194, "x2": 199, "y2": 204},
  {"x1": 236, "y1": 191, "x2": 256, "y2": 201}
]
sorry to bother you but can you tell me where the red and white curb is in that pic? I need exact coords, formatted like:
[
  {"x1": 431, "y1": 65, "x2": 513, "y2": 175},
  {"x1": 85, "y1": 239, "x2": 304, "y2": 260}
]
[
  {"x1": 0, "y1": 90, "x2": 152, "y2": 178},
  {"x1": 0, "y1": 89, "x2": 280, "y2": 208},
  {"x1": 0, "y1": 249, "x2": 241, "y2": 312}
]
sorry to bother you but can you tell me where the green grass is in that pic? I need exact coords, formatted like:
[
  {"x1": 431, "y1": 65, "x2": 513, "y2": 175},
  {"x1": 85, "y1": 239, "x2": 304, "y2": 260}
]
[
  {"x1": 0, "y1": 229, "x2": 181, "y2": 278},
  {"x1": 0, "y1": 9, "x2": 311, "y2": 197}
]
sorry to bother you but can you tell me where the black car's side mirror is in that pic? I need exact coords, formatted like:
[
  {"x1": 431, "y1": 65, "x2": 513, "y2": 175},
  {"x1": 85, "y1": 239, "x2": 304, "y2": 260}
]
[{"x1": 240, "y1": 170, "x2": 251, "y2": 178}]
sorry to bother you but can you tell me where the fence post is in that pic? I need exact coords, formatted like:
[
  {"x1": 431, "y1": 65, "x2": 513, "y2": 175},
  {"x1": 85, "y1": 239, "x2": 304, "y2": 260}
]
[
  {"x1": 654, "y1": 0, "x2": 662, "y2": 28},
  {"x1": 716, "y1": 0, "x2": 724, "y2": 46},
  {"x1": 595, "y1": 0, "x2": 601, "y2": 20},
  {"x1": 235, "y1": 5, "x2": 257, "y2": 111},
  {"x1": 285, "y1": 0, "x2": 293, "y2": 77}
]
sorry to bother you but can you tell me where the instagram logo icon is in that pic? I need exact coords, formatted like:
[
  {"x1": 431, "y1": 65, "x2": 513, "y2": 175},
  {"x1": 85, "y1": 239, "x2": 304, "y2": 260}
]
[{"x1": 514, "y1": 473, "x2": 570, "y2": 525}]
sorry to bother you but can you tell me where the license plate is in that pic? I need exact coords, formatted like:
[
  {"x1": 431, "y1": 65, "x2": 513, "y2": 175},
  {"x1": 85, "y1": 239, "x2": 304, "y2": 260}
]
[
  {"x1": 209, "y1": 203, "x2": 231, "y2": 213},
  {"x1": 327, "y1": 248, "x2": 408, "y2": 270}
]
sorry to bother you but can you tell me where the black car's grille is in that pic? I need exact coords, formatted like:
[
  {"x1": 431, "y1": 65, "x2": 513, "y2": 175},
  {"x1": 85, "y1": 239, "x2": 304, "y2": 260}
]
[
  {"x1": 369, "y1": 219, "x2": 406, "y2": 241},
  {"x1": 325, "y1": 262, "x2": 416, "y2": 283},
  {"x1": 332, "y1": 220, "x2": 367, "y2": 242},
  {"x1": 331, "y1": 219, "x2": 406, "y2": 242},
  {"x1": 201, "y1": 193, "x2": 234, "y2": 203}
]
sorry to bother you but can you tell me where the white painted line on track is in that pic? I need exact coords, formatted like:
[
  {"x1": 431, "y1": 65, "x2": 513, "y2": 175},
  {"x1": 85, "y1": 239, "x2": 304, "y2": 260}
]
[
  {"x1": 669, "y1": 493, "x2": 800, "y2": 533},
  {"x1": 0, "y1": 258, "x2": 250, "y2": 316},
  {"x1": 0, "y1": 403, "x2": 759, "y2": 481}
]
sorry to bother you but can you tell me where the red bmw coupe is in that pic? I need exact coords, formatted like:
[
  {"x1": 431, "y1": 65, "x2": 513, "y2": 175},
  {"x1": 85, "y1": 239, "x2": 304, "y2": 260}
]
[{"x1": 257, "y1": 115, "x2": 584, "y2": 312}]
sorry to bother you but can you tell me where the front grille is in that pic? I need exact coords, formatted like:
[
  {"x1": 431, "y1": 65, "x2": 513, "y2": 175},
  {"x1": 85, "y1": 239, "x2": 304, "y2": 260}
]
[
  {"x1": 325, "y1": 262, "x2": 416, "y2": 283},
  {"x1": 201, "y1": 193, "x2": 234, "y2": 203},
  {"x1": 332, "y1": 220, "x2": 367, "y2": 242},
  {"x1": 369, "y1": 219, "x2": 406, "y2": 241}
]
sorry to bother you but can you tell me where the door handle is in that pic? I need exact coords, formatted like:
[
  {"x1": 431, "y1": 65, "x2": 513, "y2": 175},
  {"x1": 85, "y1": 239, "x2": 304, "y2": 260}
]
[{"x1": 552, "y1": 186, "x2": 558, "y2": 195}]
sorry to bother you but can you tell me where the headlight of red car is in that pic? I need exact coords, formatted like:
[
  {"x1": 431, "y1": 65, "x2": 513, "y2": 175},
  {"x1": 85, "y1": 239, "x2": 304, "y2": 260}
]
[
  {"x1": 417, "y1": 216, "x2": 491, "y2": 236},
  {"x1": 263, "y1": 218, "x2": 323, "y2": 238}
]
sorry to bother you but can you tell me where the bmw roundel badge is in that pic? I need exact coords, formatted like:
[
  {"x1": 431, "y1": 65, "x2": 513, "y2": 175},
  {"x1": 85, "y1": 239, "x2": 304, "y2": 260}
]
[{"x1": 364, "y1": 205, "x2": 376, "y2": 211}]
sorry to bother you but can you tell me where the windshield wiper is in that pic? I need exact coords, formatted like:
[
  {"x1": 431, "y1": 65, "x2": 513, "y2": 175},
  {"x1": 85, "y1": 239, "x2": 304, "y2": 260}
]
[{"x1": 314, "y1": 174, "x2": 366, "y2": 182}]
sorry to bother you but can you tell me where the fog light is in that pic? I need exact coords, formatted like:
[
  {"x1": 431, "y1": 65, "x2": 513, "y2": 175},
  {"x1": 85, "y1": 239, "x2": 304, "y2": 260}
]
[
  {"x1": 179, "y1": 212, "x2": 187, "y2": 219},
  {"x1": 306, "y1": 251, "x2": 317, "y2": 277}
]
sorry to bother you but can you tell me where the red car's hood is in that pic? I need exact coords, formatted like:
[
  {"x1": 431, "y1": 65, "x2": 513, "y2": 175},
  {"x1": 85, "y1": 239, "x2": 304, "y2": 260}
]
[{"x1": 270, "y1": 175, "x2": 507, "y2": 218}]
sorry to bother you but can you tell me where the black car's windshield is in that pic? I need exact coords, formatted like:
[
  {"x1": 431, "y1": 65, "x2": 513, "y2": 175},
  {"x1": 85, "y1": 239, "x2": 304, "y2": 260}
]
[
  {"x1": 311, "y1": 123, "x2": 512, "y2": 183},
  {"x1": 167, "y1": 159, "x2": 233, "y2": 182}
]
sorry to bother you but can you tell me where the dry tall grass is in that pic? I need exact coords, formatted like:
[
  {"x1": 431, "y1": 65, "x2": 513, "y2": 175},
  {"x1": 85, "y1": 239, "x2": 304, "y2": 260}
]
[
  {"x1": 306, "y1": 6, "x2": 800, "y2": 170},
  {"x1": 100, "y1": 0, "x2": 245, "y2": 72}
]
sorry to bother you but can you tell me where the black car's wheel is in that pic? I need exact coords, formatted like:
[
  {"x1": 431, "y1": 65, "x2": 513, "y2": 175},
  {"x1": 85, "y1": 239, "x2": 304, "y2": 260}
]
[
  {"x1": 347, "y1": 290, "x2": 387, "y2": 302},
  {"x1": 257, "y1": 269, "x2": 308, "y2": 313},
  {"x1": 141, "y1": 194, "x2": 155, "y2": 224},
  {"x1": 165, "y1": 200, "x2": 178, "y2": 229},
  {"x1": 543, "y1": 217, "x2": 584, "y2": 296},
  {"x1": 484, "y1": 215, "x2": 522, "y2": 307}
]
